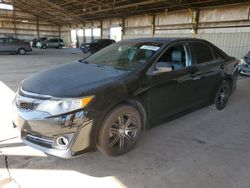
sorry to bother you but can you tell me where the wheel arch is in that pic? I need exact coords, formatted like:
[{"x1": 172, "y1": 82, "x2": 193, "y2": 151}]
[
  {"x1": 122, "y1": 99, "x2": 147, "y2": 131},
  {"x1": 223, "y1": 74, "x2": 234, "y2": 94}
]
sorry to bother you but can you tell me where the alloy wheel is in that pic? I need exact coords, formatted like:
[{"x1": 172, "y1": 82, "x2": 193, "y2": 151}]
[
  {"x1": 215, "y1": 80, "x2": 231, "y2": 110},
  {"x1": 217, "y1": 84, "x2": 230, "y2": 107},
  {"x1": 19, "y1": 49, "x2": 26, "y2": 55},
  {"x1": 108, "y1": 113, "x2": 138, "y2": 152}
]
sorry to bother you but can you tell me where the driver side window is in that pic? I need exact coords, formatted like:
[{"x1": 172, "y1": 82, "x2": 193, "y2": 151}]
[{"x1": 157, "y1": 44, "x2": 187, "y2": 70}]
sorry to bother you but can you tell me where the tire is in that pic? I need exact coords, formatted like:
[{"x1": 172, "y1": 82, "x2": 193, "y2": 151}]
[
  {"x1": 82, "y1": 48, "x2": 89, "y2": 53},
  {"x1": 98, "y1": 104, "x2": 142, "y2": 156},
  {"x1": 41, "y1": 45, "x2": 47, "y2": 49},
  {"x1": 18, "y1": 48, "x2": 26, "y2": 55},
  {"x1": 214, "y1": 80, "x2": 231, "y2": 110},
  {"x1": 57, "y1": 45, "x2": 63, "y2": 49}
]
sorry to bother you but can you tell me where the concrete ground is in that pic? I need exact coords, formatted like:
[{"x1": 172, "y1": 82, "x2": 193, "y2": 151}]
[{"x1": 0, "y1": 48, "x2": 250, "y2": 188}]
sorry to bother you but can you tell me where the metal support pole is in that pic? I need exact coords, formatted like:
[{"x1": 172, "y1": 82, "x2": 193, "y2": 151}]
[
  {"x1": 121, "y1": 18, "x2": 125, "y2": 40},
  {"x1": 12, "y1": 0, "x2": 17, "y2": 38},
  {"x1": 100, "y1": 20, "x2": 103, "y2": 39},
  {"x1": 152, "y1": 15, "x2": 156, "y2": 36},
  {"x1": 59, "y1": 25, "x2": 61, "y2": 38},
  {"x1": 36, "y1": 17, "x2": 40, "y2": 38}
]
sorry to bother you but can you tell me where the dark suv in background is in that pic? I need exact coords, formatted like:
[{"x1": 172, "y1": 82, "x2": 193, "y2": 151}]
[
  {"x1": 80, "y1": 39, "x2": 115, "y2": 54},
  {"x1": 239, "y1": 51, "x2": 250, "y2": 76},
  {"x1": 36, "y1": 38, "x2": 64, "y2": 49},
  {"x1": 0, "y1": 37, "x2": 32, "y2": 55}
]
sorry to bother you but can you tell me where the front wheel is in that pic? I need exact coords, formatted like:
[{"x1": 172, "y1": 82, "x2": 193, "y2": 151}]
[
  {"x1": 98, "y1": 104, "x2": 142, "y2": 156},
  {"x1": 214, "y1": 80, "x2": 231, "y2": 110}
]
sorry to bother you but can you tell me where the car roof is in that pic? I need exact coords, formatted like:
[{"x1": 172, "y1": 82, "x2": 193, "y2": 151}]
[
  {"x1": 0, "y1": 37, "x2": 19, "y2": 40},
  {"x1": 122, "y1": 37, "x2": 208, "y2": 43},
  {"x1": 98, "y1": 39, "x2": 114, "y2": 41}
]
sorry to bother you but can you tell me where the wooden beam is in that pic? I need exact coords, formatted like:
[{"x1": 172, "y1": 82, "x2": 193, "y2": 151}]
[{"x1": 74, "y1": 0, "x2": 168, "y2": 16}]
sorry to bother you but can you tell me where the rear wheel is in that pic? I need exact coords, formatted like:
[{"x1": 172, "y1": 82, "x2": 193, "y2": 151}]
[
  {"x1": 18, "y1": 48, "x2": 26, "y2": 55},
  {"x1": 98, "y1": 104, "x2": 142, "y2": 156},
  {"x1": 41, "y1": 45, "x2": 47, "y2": 49},
  {"x1": 214, "y1": 80, "x2": 231, "y2": 110}
]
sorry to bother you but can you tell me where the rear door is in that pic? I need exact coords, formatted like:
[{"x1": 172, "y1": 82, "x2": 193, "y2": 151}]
[
  {"x1": 47, "y1": 39, "x2": 55, "y2": 47},
  {"x1": 0, "y1": 38, "x2": 6, "y2": 52},
  {"x1": 188, "y1": 41, "x2": 224, "y2": 106},
  {"x1": 5, "y1": 38, "x2": 19, "y2": 52}
]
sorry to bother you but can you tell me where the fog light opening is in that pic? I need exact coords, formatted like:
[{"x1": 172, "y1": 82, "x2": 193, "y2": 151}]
[{"x1": 56, "y1": 136, "x2": 69, "y2": 148}]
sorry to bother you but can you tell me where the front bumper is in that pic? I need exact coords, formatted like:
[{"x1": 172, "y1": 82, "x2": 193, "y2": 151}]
[
  {"x1": 239, "y1": 66, "x2": 250, "y2": 76},
  {"x1": 36, "y1": 43, "x2": 42, "y2": 48},
  {"x1": 12, "y1": 95, "x2": 97, "y2": 159}
]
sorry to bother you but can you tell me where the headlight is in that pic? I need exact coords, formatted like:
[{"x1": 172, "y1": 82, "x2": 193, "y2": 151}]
[
  {"x1": 37, "y1": 96, "x2": 94, "y2": 115},
  {"x1": 239, "y1": 58, "x2": 247, "y2": 66}
]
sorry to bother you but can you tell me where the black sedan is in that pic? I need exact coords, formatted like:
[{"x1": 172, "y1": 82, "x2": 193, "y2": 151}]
[
  {"x1": 80, "y1": 39, "x2": 115, "y2": 54},
  {"x1": 12, "y1": 38, "x2": 239, "y2": 158},
  {"x1": 239, "y1": 51, "x2": 250, "y2": 76}
]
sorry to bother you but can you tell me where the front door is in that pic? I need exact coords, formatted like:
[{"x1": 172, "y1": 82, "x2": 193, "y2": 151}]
[{"x1": 145, "y1": 42, "x2": 197, "y2": 125}]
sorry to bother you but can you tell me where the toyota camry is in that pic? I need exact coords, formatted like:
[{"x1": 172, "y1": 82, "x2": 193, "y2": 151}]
[{"x1": 12, "y1": 38, "x2": 239, "y2": 158}]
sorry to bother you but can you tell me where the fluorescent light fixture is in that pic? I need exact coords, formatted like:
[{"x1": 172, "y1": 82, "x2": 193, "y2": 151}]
[
  {"x1": 22, "y1": 20, "x2": 29, "y2": 23},
  {"x1": 0, "y1": 3, "x2": 13, "y2": 10}
]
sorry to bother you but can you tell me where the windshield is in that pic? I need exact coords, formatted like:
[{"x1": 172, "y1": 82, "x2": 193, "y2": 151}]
[{"x1": 83, "y1": 41, "x2": 163, "y2": 71}]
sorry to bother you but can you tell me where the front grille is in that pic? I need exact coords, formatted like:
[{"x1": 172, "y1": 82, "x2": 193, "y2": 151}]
[{"x1": 17, "y1": 101, "x2": 39, "y2": 111}]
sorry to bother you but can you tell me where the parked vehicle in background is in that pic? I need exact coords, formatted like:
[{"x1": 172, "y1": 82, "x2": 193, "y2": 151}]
[
  {"x1": 30, "y1": 37, "x2": 47, "y2": 48},
  {"x1": 0, "y1": 37, "x2": 32, "y2": 55},
  {"x1": 239, "y1": 51, "x2": 250, "y2": 76},
  {"x1": 12, "y1": 38, "x2": 239, "y2": 158},
  {"x1": 80, "y1": 39, "x2": 115, "y2": 54},
  {"x1": 36, "y1": 38, "x2": 64, "y2": 49}
]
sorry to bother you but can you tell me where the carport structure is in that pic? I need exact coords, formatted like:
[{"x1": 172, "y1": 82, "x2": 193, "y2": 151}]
[
  {"x1": 1, "y1": 0, "x2": 250, "y2": 57},
  {"x1": 10, "y1": 0, "x2": 247, "y2": 23}
]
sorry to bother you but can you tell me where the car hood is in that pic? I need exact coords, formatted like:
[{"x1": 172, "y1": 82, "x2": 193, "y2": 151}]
[{"x1": 21, "y1": 62, "x2": 129, "y2": 98}]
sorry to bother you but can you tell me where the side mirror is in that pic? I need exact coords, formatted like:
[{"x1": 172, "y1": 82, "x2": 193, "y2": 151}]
[{"x1": 153, "y1": 62, "x2": 173, "y2": 74}]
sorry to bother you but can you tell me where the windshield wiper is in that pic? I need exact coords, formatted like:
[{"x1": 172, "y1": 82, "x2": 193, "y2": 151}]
[{"x1": 78, "y1": 59, "x2": 89, "y2": 64}]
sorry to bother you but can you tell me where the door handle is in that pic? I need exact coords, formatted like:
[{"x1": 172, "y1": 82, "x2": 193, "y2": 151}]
[
  {"x1": 192, "y1": 75, "x2": 202, "y2": 80},
  {"x1": 220, "y1": 64, "x2": 225, "y2": 69}
]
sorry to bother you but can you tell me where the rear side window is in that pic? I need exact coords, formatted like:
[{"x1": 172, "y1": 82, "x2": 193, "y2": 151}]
[
  {"x1": 50, "y1": 39, "x2": 58, "y2": 42},
  {"x1": 189, "y1": 42, "x2": 214, "y2": 64},
  {"x1": 212, "y1": 48, "x2": 221, "y2": 60},
  {"x1": 0, "y1": 38, "x2": 5, "y2": 44},
  {"x1": 6, "y1": 38, "x2": 18, "y2": 43}
]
